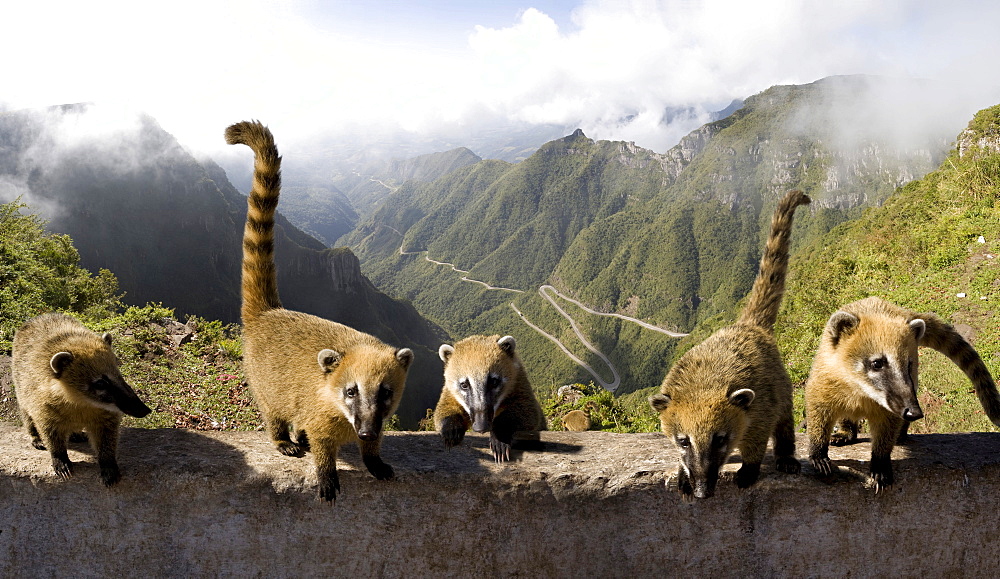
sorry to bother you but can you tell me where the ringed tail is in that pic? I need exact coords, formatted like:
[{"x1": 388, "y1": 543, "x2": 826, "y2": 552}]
[
  {"x1": 225, "y1": 120, "x2": 283, "y2": 321},
  {"x1": 918, "y1": 314, "x2": 1000, "y2": 427},
  {"x1": 737, "y1": 189, "x2": 811, "y2": 330}
]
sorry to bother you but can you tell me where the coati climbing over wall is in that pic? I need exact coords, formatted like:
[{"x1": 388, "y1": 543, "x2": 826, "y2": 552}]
[
  {"x1": 435, "y1": 335, "x2": 544, "y2": 462},
  {"x1": 13, "y1": 313, "x2": 152, "y2": 486},
  {"x1": 226, "y1": 120, "x2": 413, "y2": 502},
  {"x1": 806, "y1": 297, "x2": 1000, "y2": 492},
  {"x1": 649, "y1": 189, "x2": 810, "y2": 499}
]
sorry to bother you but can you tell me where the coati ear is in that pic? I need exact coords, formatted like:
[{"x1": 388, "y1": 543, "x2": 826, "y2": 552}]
[
  {"x1": 649, "y1": 393, "x2": 672, "y2": 413},
  {"x1": 827, "y1": 311, "x2": 859, "y2": 346},
  {"x1": 317, "y1": 349, "x2": 342, "y2": 373},
  {"x1": 101, "y1": 332, "x2": 113, "y2": 345},
  {"x1": 396, "y1": 348, "x2": 414, "y2": 369},
  {"x1": 438, "y1": 344, "x2": 454, "y2": 364},
  {"x1": 729, "y1": 388, "x2": 755, "y2": 410},
  {"x1": 497, "y1": 335, "x2": 516, "y2": 356},
  {"x1": 908, "y1": 318, "x2": 926, "y2": 342},
  {"x1": 50, "y1": 351, "x2": 74, "y2": 378}
]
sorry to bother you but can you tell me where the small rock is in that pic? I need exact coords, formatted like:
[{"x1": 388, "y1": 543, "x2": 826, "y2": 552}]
[
  {"x1": 977, "y1": 236, "x2": 986, "y2": 244},
  {"x1": 557, "y1": 385, "x2": 585, "y2": 404},
  {"x1": 957, "y1": 293, "x2": 967, "y2": 298}
]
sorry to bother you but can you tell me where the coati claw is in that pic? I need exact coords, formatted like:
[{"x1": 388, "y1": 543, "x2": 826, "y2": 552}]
[
  {"x1": 318, "y1": 472, "x2": 341, "y2": 502},
  {"x1": 869, "y1": 457, "x2": 893, "y2": 493},
  {"x1": 490, "y1": 435, "x2": 511, "y2": 463},
  {"x1": 439, "y1": 418, "x2": 467, "y2": 448},
  {"x1": 810, "y1": 456, "x2": 835, "y2": 477},
  {"x1": 52, "y1": 458, "x2": 73, "y2": 480},
  {"x1": 276, "y1": 440, "x2": 305, "y2": 458},
  {"x1": 676, "y1": 469, "x2": 695, "y2": 500},
  {"x1": 100, "y1": 464, "x2": 122, "y2": 487}
]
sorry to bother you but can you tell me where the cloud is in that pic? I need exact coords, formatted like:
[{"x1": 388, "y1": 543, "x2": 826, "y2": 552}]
[{"x1": 3, "y1": 1, "x2": 1000, "y2": 158}]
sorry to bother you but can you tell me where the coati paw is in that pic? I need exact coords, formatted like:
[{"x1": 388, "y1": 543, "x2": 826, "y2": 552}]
[
  {"x1": 830, "y1": 421, "x2": 859, "y2": 446},
  {"x1": 100, "y1": 464, "x2": 122, "y2": 487},
  {"x1": 364, "y1": 457, "x2": 395, "y2": 481},
  {"x1": 318, "y1": 472, "x2": 341, "y2": 502},
  {"x1": 829, "y1": 431, "x2": 855, "y2": 446},
  {"x1": 736, "y1": 463, "x2": 761, "y2": 489},
  {"x1": 676, "y1": 472, "x2": 695, "y2": 502},
  {"x1": 775, "y1": 456, "x2": 802, "y2": 474},
  {"x1": 489, "y1": 436, "x2": 512, "y2": 463},
  {"x1": 810, "y1": 456, "x2": 835, "y2": 477},
  {"x1": 869, "y1": 458, "x2": 893, "y2": 493},
  {"x1": 275, "y1": 440, "x2": 305, "y2": 458},
  {"x1": 31, "y1": 438, "x2": 47, "y2": 451},
  {"x1": 295, "y1": 431, "x2": 311, "y2": 452},
  {"x1": 439, "y1": 418, "x2": 467, "y2": 448},
  {"x1": 52, "y1": 458, "x2": 73, "y2": 480}
]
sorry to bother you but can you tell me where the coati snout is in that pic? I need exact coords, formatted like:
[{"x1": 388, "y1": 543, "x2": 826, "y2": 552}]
[{"x1": 50, "y1": 348, "x2": 151, "y2": 418}]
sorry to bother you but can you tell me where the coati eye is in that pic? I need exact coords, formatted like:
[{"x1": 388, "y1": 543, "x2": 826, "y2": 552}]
[
  {"x1": 345, "y1": 385, "x2": 358, "y2": 398},
  {"x1": 459, "y1": 379, "x2": 471, "y2": 391},
  {"x1": 712, "y1": 433, "x2": 728, "y2": 448},
  {"x1": 675, "y1": 435, "x2": 690, "y2": 448},
  {"x1": 870, "y1": 357, "x2": 887, "y2": 371},
  {"x1": 486, "y1": 375, "x2": 501, "y2": 389},
  {"x1": 379, "y1": 384, "x2": 393, "y2": 400}
]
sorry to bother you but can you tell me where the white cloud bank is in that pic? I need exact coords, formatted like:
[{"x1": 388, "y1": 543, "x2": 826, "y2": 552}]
[{"x1": 3, "y1": 0, "x2": 1000, "y2": 156}]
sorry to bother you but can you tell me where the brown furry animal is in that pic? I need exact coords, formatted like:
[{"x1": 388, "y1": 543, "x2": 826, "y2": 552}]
[
  {"x1": 650, "y1": 190, "x2": 809, "y2": 499},
  {"x1": 226, "y1": 120, "x2": 413, "y2": 501},
  {"x1": 435, "y1": 335, "x2": 544, "y2": 461},
  {"x1": 562, "y1": 409, "x2": 591, "y2": 431},
  {"x1": 13, "y1": 313, "x2": 151, "y2": 485},
  {"x1": 806, "y1": 297, "x2": 1000, "y2": 492}
]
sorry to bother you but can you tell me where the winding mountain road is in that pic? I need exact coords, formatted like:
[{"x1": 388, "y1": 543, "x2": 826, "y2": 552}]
[{"x1": 387, "y1": 226, "x2": 685, "y2": 389}]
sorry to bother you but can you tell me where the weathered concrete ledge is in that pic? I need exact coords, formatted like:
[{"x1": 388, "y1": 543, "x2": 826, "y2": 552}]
[{"x1": 2, "y1": 422, "x2": 999, "y2": 577}]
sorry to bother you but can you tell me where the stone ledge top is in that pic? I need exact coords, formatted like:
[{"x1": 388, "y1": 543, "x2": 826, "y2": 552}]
[{"x1": 3, "y1": 422, "x2": 1000, "y2": 499}]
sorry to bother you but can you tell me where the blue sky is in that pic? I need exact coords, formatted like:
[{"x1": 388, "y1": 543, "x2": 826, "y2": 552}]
[{"x1": 4, "y1": 1, "x2": 1000, "y2": 156}]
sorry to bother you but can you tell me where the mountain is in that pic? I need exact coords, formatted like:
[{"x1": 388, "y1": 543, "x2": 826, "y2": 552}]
[
  {"x1": 331, "y1": 146, "x2": 484, "y2": 225},
  {"x1": 0, "y1": 105, "x2": 448, "y2": 427},
  {"x1": 340, "y1": 75, "x2": 996, "y2": 397}
]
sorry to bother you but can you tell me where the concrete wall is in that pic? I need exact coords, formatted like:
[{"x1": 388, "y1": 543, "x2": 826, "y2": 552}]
[{"x1": 2, "y1": 423, "x2": 998, "y2": 577}]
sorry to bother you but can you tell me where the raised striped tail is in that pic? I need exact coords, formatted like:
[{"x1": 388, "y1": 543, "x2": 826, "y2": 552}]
[
  {"x1": 737, "y1": 190, "x2": 811, "y2": 330},
  {"x1": 919, "y1": 314, "x2": 1000, "y2": 428},
  {"x1": 226, "y1": 120, "x2": 283, "y2": 320}
]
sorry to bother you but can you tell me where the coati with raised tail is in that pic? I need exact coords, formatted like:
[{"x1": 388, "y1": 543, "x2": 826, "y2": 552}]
[
  {"x1": 13, "y1": 313, "x2": 151, "y2": 486},
  {"x1": 649, "y1": 190, "x2": 810, "y2": 499},
  {"x1": 435, "y1": 335, "x2": 544, "y2": 462},
  {"x1": 806, "y1": 297, "x2": 1000, "y2": 492},
  {"x1": 225, "y1": 120, "x2": 413, "y2": 502}
]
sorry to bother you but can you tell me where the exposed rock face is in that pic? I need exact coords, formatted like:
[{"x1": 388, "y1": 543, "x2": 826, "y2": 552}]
[{"x1": 2, "y1": 424, "x2": 999, "y2": 576}]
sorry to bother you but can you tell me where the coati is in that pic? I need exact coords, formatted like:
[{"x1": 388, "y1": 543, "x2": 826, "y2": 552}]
[
  {"x1": 226, "y1": 120, "x2": 413, "y2": 501},
  {"x1": 649, "y1": 190, "x2": 810, "y2": 499},
  {"x1": 806, "y1": 297, "x2": 1000, "y2": 492},
  {"x1": 12, "y1": 313, "x2": 151, "y2": 486},
  {"x1": 435, "y1": 335, "x2": 544, "y2": 462}
]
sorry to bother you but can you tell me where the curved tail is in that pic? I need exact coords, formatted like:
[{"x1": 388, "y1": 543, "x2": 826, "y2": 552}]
[
  {"x1": 918, "y1": 314, "x2": 1000, "y2": 427},
  {"x1": 737, "y1": 189, "x2": 811, "y2": 330},
  {"x1": 225, "y1": 120, "x2": 283, "y2": 320}
]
